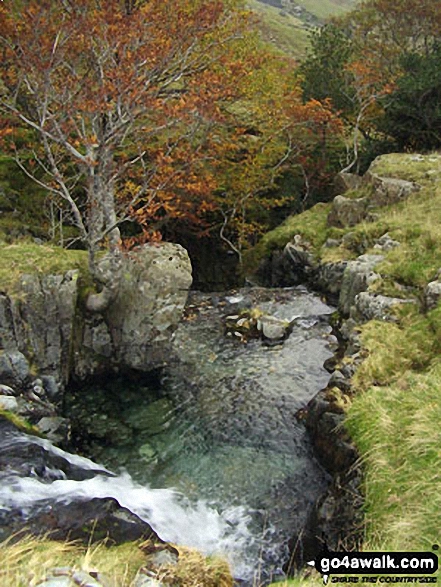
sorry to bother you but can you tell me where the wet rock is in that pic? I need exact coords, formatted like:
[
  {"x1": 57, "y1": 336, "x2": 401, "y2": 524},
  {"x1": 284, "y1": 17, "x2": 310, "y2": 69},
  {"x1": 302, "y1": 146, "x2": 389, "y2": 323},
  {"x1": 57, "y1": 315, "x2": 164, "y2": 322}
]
[
  {"x1": 338, "y1": 254, "x2": 383, "y2": 316},
  {"x1": 327, "y1": 195, "x2": 369, "y2": 228},
  {"x1": 257, "y1": 314, "x2": 291, "y2": 341},
  {"x1": 424, "y1": 279, "x2": 441, "y2": 310},
  {"x1": 23, "y1": 497, "x2": 160, "y2": 545},
  {"x1": 36, "y1": 416, "x2": 70, "y2": 445},
  {"x1": 42, "y1": 375, "x2": 61, "y2": 400},
  {"x1": 125, "y1": 398, "x2": 173, "y2": 434}
]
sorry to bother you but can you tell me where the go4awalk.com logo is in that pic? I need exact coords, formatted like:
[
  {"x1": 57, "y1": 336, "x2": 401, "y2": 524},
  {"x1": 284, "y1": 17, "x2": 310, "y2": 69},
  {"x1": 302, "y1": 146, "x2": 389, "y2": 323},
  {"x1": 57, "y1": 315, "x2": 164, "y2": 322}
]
[{"x1": 307, "y1": 547, "x2": 439, "y2": 585}]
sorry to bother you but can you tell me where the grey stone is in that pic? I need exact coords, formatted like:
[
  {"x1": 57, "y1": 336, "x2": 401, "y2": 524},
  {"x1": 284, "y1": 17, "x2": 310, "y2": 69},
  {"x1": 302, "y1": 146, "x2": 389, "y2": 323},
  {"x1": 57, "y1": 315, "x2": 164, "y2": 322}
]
[
  {"x1": 0, "y1": 383, "x2": 17, "y2": 396},
  {"x1": 41, "y1": 375, "x2": 61, "y2": 400},
  {"x1": 284, "y1": 236, "x2": 315, "y2": 268},
  {"x1": 327, "y1": 195, "x2": 369, "y2": 228},
  {"x1": 333, "y1": 171, "x2": 362, "y2": 195},
  {"x1": 352, "y1": 292, "x2": 415, "y2": 322},
  {"x1": 35, "y1": 578, "x2": 73, "y2": 587},
  {"x1": 313, "y1": 262, "x2": 348, "y2": 295},
  {"x1": 134, "y1": 575, "x2": 165, "y2": 587},
  {"x1": 323, "y1": 238, "x2": 341, "y2": 248},
  {"x1": 0, "y1": 350, "x2": 30, "y2": 387},
  {"x1": 373, "y1": 232, "x2": 400, "y2": 252},
  {"x1": 72, "y1": 570, "x2": 105, "y2": 586},
  {"x1": 425, "y1": 280, "x2": 441, "y2": 310},
  {"x1": 257, "y1": 315, "x2": 290, "y2": 340},
  {"x1": 328, "y1": 370, "x2": 351, "y2": 392},
  {"x1": 365, "y1": 173, "x2": 420, "y2": 207},
  {"x1": 145, "y1": 548, "x2": 179, "y2": 568},
  {"x1": 338, "y1": 255, "x2": 384, "y2": 316},
  {"x1": 105, "y1": 243, "x2": 192, "y2": 371},
  {"x1": 0, "y1": 395, "x2": 19, "y2": 412},
  {"x1": 36, "y1": 416, "x2": 70, "y2": 444}
]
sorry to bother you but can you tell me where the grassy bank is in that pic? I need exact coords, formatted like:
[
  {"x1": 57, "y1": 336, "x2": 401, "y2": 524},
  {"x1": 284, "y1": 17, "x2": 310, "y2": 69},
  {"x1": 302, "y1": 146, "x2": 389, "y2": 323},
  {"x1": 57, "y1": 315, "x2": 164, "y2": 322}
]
[
  {"x1": 0, "y1": 535, "x2": 233, "y2": 587},
  {"x1": 264, "y1": 153, "x2": 441, "y2": 585}
]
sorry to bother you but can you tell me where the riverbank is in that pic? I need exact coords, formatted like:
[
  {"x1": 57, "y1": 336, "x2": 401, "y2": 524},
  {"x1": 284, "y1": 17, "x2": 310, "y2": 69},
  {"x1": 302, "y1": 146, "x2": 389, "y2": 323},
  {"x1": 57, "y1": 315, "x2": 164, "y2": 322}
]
[{"x1": 254, "y1": 152, "x2": 441, "y2": 585}]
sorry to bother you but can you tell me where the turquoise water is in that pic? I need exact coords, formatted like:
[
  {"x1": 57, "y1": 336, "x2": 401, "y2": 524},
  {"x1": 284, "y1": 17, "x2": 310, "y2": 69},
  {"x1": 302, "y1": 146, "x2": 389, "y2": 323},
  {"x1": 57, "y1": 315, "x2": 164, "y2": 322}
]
[{"x1": 67, "y1": 286, "x2": 337, "y2": 584}]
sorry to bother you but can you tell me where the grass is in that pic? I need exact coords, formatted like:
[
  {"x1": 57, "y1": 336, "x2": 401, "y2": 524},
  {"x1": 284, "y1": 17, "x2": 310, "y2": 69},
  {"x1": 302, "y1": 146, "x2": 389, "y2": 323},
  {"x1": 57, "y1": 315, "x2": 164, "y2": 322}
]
[
  {"x1": 0, "y1": 535, "x2": 233, "y2": 587},
  {"x1": 0, "y1": 240, "x2": 89, "y2": 293},
  {"x1": 249, "y1": 0, "x2": 311, "y2": 58},
  {"x1": 264, "y1": 152, "x2": 441, "y2": 586}
]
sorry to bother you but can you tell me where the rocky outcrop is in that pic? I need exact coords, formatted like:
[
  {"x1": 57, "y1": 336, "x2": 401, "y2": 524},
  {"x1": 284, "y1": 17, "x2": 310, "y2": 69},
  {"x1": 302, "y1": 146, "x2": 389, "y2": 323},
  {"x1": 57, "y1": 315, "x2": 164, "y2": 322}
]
[
  {"x1": 327, "y1": 195, "x2": 369, "y2": 228},
  {"x1": 424, "y1": 276, "x2": 441, "y2": 310},
  {"x1": 364, "y1": 172, "x2": 421, "y2": 207},
  {"x1": 0, "y1": 243, "x2": 192, "y2": 391},
  {"x1": 327, "y1": 161, "x2": 421, "y2": 229},
  {"x1": 338, "y1": 254, "x2": 383, "y2": 316}
]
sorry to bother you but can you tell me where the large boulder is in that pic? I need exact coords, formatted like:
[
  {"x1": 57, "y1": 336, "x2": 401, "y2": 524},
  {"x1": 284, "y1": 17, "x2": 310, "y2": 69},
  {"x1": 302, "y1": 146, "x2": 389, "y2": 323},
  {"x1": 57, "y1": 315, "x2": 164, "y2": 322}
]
[
  {"x1": 364, "y1": 172, "x2": 420, "y2": 207},
  {"x1": 104, "y1": 242, "x2": 192, "y2": 371},
  {"x1": 327, "y1": 195, "x2": 369, "y2": 228}
]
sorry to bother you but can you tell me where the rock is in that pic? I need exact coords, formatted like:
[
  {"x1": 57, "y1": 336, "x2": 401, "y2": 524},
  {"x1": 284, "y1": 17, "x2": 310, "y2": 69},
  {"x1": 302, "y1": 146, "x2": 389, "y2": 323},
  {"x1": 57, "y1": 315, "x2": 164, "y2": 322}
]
[
  {"x1": 373, "y1": 232, "x2": 400, "y2": 252},
  {"x1": 36, "y1": 416, "x2": 70, "y2": 445},
  {"x1": 312, "y1": 261, "x2": 348, "y2": 296},
  {"x1": 333, "y1": 172, "x2": 362, "y2": 195},
  {"x1": 365, "y1": 173, "x2": 420, "y2": 207},
  {"x1": 138, "y1": 442, "x2": 158, "y2": 464},
  {"x1": 0, "y1": 350, "x2": 30, "y2": 388},
  {"x1": 125, "y1": 398, "x2": 173, "y2": 434},
  {"x1": 35, "y1": 568, "x2": 113, "y2": 587},
  {"x1": 328, "y1": 370, "x2": 351, "y2": 393},
  {"x1": 323, "y1": 238, "x2": 341, "y2": 248},
  {"x1": 424, "y1": 279, "x2": 441, "y2": 310},
  {"x1": 351, "y1": 291, "x2": 415, "y2": 322},
  {"x1": 338, "y1": 254, "x2": 383, "y2": 316},
  {"x1": 134, "y1": 575, "x2": 165, "y2": 587},
  {"x1": 257, "y1": 314, "x2": 291, "y2": 341},
  {"x1": 0, "y1": 395, "x2": 19, "y2": 412},
  {"x1": 22, "y1": 497, "x2": 160, "y2": 545},
  {"x1": 145, "y1": 548, "x2": 179, "y2": 569},
  {"x1": 41, "y1": 375, "x2": 61, "y2": 400},
  {"x1": 104, "y1": 243, "x2": 192, "y2": 371},
  {"x1": 327, "y1": 195, "x2": 369, "y2": 228},
  {"x1": 0, "y1": 383, "x2": 17, "y2": 396}
]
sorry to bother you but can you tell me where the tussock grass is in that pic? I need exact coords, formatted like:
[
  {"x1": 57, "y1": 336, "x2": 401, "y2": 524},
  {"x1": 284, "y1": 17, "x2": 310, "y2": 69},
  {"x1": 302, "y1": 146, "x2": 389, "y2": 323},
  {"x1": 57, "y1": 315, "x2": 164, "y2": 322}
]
[
  {"x1": 157, "y1": 546, "x2": 233, "y2": 587},
  {"x1": 0, "y1": 535, "x2": 234, "y2": 587},
  {"x1": 346, "y1": 365, "x2": 441, "y2": 557},
  {"x1": 0, "y1": 534, "x2": 146, "y2": 586}
]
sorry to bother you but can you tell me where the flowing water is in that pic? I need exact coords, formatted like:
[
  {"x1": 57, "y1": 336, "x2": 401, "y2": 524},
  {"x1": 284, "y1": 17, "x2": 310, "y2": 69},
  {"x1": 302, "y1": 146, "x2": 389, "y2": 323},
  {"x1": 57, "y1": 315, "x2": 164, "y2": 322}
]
[{"x1": 0, "y1": 286, "x2": 337, "y2": 585}]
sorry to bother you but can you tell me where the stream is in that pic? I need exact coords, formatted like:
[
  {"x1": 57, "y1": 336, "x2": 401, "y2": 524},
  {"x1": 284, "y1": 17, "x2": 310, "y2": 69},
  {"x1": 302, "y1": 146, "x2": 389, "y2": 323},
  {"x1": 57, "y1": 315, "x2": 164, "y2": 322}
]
[{"x1": 0, "y1": 286, "x2": 337, "y2": 585}]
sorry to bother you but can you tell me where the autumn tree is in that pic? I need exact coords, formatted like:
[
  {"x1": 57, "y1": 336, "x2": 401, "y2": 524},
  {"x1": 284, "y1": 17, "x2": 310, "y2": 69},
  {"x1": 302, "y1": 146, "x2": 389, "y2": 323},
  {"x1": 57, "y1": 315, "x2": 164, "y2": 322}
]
[{"x1": 0, "y1": 0, "x2": 253, "y2": 309}]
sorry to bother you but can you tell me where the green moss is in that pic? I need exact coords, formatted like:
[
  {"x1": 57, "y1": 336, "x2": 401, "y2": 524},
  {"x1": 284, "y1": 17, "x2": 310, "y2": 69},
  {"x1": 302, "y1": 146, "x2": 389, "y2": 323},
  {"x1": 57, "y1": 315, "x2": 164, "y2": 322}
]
[
  {"x1": 243, "y1": 202, "x2": 331, "y2": 273},
  {"x1": 0, "y1": 240, "x2": 89, "y2": 293},
  {"x1": 0, "y1": 411, "x2": 43, "y2": 437}
]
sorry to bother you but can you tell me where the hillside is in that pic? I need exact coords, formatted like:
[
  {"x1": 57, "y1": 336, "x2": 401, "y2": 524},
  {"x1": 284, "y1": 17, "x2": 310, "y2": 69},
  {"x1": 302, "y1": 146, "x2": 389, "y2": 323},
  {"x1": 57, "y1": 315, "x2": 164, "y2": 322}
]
[{"x1": 252, "y1": 0, "x2": 358, "y2": 57}]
